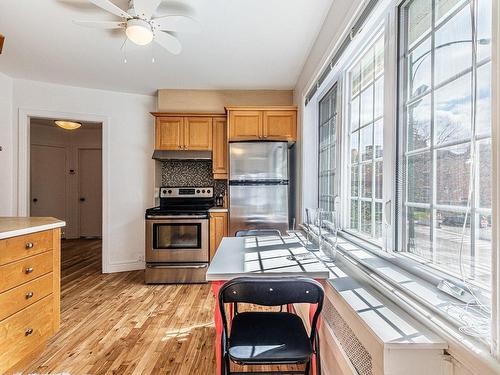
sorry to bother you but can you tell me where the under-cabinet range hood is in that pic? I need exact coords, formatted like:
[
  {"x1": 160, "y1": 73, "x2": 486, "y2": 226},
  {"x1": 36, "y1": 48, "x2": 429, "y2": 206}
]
[{"x1": 152, "y1": 150, "x2": 212, "y2": 161}]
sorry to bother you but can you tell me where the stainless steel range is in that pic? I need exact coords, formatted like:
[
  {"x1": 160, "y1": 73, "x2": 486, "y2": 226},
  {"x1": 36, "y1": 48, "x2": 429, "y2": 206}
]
[{"x1": 145, "y1": 186, "x2": 214, "y2": 284}]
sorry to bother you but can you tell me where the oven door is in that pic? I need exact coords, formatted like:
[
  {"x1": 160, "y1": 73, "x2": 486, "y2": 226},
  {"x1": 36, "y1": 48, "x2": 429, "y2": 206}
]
[{"x1": 145, "y1": 216, "x2": 209, "y2": 263}]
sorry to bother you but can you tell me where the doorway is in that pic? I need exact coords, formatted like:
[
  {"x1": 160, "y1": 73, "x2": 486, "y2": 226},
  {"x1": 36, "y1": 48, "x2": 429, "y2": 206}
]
[{"x1": 29, "y1": 117, "x2": 103, "y2": 271}]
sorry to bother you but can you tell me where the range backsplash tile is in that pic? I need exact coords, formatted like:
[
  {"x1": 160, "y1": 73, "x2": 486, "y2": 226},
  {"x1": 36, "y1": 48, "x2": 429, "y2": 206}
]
[
  {"x1": 161, "y1": 160, "x2": 213, "y2": 186},
  {"x1": 160, "y1": 160, "x2": 227, "y2": 198}
]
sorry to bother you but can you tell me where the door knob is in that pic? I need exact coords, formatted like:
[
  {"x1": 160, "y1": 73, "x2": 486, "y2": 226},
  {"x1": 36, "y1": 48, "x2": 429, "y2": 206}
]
[
  {"x1": 80, "y1": 198, "x2": 86, "y2": 202},
  {"x1": 32, "y1": 198, "x2": 38, "y2": 202}
]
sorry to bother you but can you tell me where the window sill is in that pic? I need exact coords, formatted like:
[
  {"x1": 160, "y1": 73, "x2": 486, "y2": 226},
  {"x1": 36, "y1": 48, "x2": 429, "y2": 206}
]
[{"x1": 299, "y1": 228, "x2": 500, "y2": 374}]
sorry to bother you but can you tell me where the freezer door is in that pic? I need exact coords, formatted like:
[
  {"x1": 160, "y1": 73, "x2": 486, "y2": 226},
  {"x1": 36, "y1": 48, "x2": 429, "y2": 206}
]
[
  {"x1": 230, "y1": 142, "x2": 288, "y2": 181},
  {"x1": 229, "y1": 183, "x2": 289, "y2": 236}
]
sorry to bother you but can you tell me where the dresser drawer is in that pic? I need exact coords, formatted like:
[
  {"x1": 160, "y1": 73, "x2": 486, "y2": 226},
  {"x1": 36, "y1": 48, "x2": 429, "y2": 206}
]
[
  {"x1": 0, "y1": 273, "x2": 53, "y2": 321},
  {"x1": 0, "y1": 251, "x2": 53, "y2": 293},
  {"x1": 0, "y1": 295, "x2": 54, "y2": 374},
  {"x1": 0, "y1": 230, "x2": 53, "y2": 266}
]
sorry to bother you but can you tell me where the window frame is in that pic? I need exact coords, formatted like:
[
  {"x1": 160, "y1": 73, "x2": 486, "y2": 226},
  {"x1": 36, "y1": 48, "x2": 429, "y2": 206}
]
[
  {"x1": 339, "y1": 25, "x2": 390, "y2": 249},
  {"x1": 396, "y1": 0, "x2": 494, "y2": 291}
]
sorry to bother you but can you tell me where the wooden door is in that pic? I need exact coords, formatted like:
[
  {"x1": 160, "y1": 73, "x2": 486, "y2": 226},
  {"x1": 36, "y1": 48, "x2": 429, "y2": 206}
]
[
  {"x1": 184, "y1": 117, "x2": 213, "y2": 150},
  {"x1": 263, "y1": 110, "x2": 297, "y2": 141},
  {"x1": 212, "y1": 117, "x2": 228, "y2": 179},
  {"x1": 209, "y1": 212, "x2": 228, "y2": 261},
  {"x1": 228, "y1": 110, "x2": 262, "y2": 141},
  {"x1": 30, "y1": 145, "x2": 67, "y2": 224},
  {"x1": 155, "y1": 117, "x2": 184, "y2": 150},
  {"x1": 78, "y1": 148, "x2": 102, "y2": 237}
]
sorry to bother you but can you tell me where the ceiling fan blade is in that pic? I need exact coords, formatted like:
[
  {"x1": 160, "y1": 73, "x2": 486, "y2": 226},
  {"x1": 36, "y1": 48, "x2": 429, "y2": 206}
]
[
  {"x1": 152, "y1": 15, "x2": 201, "y2": 33},
  {"x1": 133, "y1": 0, "x2": 162, "y2": 19},
  {"x1": 88, "y1": 0, "x2": 131, "y2": 18},
  {"x1": 154, "y1": 31, "x2": 182, "y2": 55},
  {"x1": 74, "y1": 20, "x2": 126, "y2": 29}
]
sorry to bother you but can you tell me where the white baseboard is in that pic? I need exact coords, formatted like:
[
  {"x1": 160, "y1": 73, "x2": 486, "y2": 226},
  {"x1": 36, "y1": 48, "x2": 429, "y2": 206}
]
[{"x1": 103, "y1": 261, "x2": 145, "y2": 274}]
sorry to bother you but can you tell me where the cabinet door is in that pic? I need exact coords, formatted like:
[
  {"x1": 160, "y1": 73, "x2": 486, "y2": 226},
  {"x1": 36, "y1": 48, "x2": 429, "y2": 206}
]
[
  {"x1": 155, "y1": 117, "x2": 184, "y2": 150},
  {"x1": 263, "y1": 110, "x2": 297, "y2": 141},
  {"x1": 184, "y1": 117, "x2": 213, "y2": 150},
  {"x1": 210, "y1": 212, "x2": 228, "y2": 261},
  {"x1": 228, "y1": 110, "x2": 262, "y2": 141},
  {"x1": 212, "y1": 117, "x2": 228, "y2": 179}
]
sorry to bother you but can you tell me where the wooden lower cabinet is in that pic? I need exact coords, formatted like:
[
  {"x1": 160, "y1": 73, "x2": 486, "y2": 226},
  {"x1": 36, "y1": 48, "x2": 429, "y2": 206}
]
[
  {"x1": 209, "y1": 212, "x2": 228, "y2": 261},
  {"x1": 0, "y1": 228, "x2": 61, "y2": 375}
]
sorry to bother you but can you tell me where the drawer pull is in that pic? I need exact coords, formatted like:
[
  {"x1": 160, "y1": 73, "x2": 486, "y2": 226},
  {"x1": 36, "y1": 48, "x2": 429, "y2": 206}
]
[
  {"x1": 26, "y1": 291, "x2": 34, "y2": 299},
  {"x1": 25, "y1": 242, "x2": 34, "y2": 249},
  {"x1": 25, "y1": 267, "x2": 34, "y2": 274},
  {"x1": 25, "y1": 328, "x2": 34, "y2": 336}
]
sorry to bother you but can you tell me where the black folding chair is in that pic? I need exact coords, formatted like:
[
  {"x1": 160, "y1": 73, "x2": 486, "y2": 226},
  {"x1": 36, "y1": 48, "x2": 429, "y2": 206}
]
[
  {"x1": 235, "y1": 229, "x2": 282, "y2": 237},
  {"x1": 218, "y1": 277, "x2": 324, "y2": 375}
]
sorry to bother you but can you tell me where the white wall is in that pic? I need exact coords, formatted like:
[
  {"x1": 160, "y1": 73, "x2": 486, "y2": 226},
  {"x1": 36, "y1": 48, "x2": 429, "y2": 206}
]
[
  {"x1": 0, "y1": 72, "x2": 14, "y2": 216},
  {"x1": 2, "y1": 78, "x2": 156, "y2": 272}
]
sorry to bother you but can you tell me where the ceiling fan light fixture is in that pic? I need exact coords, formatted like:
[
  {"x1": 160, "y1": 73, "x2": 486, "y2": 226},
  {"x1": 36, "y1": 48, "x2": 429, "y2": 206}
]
[
  {"x1": 55, "y1": 120, "x2": 82, "y2": 130},
  {"x1": 126, "y1": 19, "x2": 153, "y2": 45}
]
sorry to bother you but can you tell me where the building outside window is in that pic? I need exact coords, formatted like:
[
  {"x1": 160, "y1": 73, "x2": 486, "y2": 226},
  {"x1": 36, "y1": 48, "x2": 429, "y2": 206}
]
[
  {"x1": 347, "y1": 35, "x2": 385, "y2": 242},
  {"x1": 399, "y1": 0, "x2": 492, "y2": 287}
]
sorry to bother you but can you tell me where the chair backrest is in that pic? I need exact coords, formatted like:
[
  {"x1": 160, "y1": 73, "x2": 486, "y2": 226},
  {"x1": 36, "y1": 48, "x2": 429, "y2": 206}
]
[
  {"x1": 235, "y1": 229, "x2": 282, "y2": 237},
  {"x1": 219, "y1": 277, "x2": 323, "y2": 306},
  {"x1": 218, "y1": 277, "x2": 324, "y2": 346}
]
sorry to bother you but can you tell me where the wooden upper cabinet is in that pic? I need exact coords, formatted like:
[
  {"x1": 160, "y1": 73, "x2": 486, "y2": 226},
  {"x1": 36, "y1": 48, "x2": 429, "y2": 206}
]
[
  {"x1": 155, "y1": 117, "x2": 184, "y2": 150},
  {"x1": 227, "y1": 107, "x2": 297, "y2": 142},
  {"x1": 228, "y1": 110, "x2": 262, "y2": 141},
  {"x1": 212, "y1": 117, "x2": 228, "y2": 179},
  {"x1": 263, "y1": 110, "x2": 297, "y2": 141},
  {"x1": 184, "y1": 117, "x2": 212, "y2": 150}
]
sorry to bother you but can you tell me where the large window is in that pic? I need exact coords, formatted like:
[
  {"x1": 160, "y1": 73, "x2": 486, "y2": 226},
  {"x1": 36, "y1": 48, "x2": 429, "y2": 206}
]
[
  {"x1": 318, "y1": 85, "x2": 338, "y2": 211},
  {"x1": 399, "y1": 0, "x2": 492, "y2": 286},
  {"x1": 348, "y1": 35, "x2": 385, "y2": 242}
]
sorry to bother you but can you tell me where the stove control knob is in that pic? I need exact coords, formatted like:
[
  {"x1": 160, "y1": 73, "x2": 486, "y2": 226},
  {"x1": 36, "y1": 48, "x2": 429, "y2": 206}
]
[
  {"x1": 196, "y1": 189, "x2": 200, "y2": 193},
  {"x1": 167, "y1": 190, "x2": 172, "y2": 194},
  {"x1": 207, "y1": 189, "x2": 211, "y2": 194},
  {"x1": 162, "y1": 189, "x2": 167, "y2": 194},
  {"x1": 202, "y1": 189, "x2": 206, "y2": 193}
]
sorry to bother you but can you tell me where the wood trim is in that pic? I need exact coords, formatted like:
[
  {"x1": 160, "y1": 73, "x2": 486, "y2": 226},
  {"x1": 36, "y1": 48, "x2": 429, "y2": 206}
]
[
  {"x1": 151, "y1": 112, "x2": 226, "y2": 118},
  {"x1": 52, "y1": 228, "x2": 61, "y2": 332},
  {"x1": 224, "y1": 106, "x2": 297, "y2": 111}
]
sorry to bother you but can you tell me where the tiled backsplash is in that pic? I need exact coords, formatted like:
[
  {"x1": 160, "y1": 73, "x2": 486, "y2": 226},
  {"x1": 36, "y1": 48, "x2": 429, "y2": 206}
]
[{"x1": 160, "y1": 160, "x2": 227, "y2": 198}]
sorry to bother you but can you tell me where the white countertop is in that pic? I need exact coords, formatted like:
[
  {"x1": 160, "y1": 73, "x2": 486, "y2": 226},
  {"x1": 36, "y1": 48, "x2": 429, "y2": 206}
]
[
  {"x1": 0, "y1": 217, "x2": 66, "y2": 239},
  {"x1": 206, "y1": 233, "x2": 331, "y2": 281}
]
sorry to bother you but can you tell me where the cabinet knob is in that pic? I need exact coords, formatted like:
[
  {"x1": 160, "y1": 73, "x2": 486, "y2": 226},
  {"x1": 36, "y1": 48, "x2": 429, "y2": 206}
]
[
  {"x1": 25, "y1": 328, "x2": 34, "y2": 336},
  {"x1": 26, "y1": 291, "x2": 34, "y2": 299},
  {"x1": 25, "y1": 267, "x2": 34, "y2": 274},
  {"x1": 25, "y1": 242, "x2": 34, "y2": 249}
]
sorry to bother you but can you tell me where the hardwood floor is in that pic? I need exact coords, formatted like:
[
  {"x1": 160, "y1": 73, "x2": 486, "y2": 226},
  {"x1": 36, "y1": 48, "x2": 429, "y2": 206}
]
[{"x1": 21, "y1": 239, "x2": 303, "y2": 375}]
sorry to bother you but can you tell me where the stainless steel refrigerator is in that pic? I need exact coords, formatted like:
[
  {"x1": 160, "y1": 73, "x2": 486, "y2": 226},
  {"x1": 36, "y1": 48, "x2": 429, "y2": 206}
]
[{"x1": 229, "y1": 142, "x2": 290, "y2": 236}]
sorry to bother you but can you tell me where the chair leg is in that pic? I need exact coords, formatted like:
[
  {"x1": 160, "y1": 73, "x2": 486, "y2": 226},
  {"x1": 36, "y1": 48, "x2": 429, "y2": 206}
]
[
  {"x1": 315, "y1": 333, "x2": 321, "y2": 375},
  {"x1": 304, "y1": 360, "x2": 311, "y2": 375}
]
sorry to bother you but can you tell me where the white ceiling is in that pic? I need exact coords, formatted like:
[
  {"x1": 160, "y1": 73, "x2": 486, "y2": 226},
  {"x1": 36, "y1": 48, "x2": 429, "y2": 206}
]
[{"x1": 0, "y1": 0, "x2": 333, "y2": 95}]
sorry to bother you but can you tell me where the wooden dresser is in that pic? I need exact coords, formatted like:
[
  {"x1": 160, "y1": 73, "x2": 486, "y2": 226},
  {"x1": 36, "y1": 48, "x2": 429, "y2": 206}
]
[{"x1": 0, "y1": 217, "x2": 65, "y2": 375}]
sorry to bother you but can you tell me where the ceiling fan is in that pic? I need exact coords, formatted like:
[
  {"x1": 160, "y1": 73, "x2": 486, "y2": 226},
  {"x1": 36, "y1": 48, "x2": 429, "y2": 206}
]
[{"x1": 74, "y1": 0, "x2": 201, "y2": 55}]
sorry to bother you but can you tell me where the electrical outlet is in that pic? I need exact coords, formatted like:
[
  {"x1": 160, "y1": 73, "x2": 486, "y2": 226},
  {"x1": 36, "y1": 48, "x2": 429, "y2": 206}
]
[{"x1": 138, "y1": 254, "x2": 145, "y2": 262}]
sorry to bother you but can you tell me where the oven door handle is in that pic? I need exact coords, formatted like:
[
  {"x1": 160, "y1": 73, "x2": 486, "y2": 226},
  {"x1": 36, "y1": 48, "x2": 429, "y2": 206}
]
[{"x1": 146, "y1": 264, "x2": 208, "y2": 269}]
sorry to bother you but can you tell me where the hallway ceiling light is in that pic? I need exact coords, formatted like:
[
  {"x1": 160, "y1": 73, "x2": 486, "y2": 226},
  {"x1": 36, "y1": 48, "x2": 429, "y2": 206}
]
[{"x1": 55, "y1": 120, "x2": 82, "y2": 130}]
